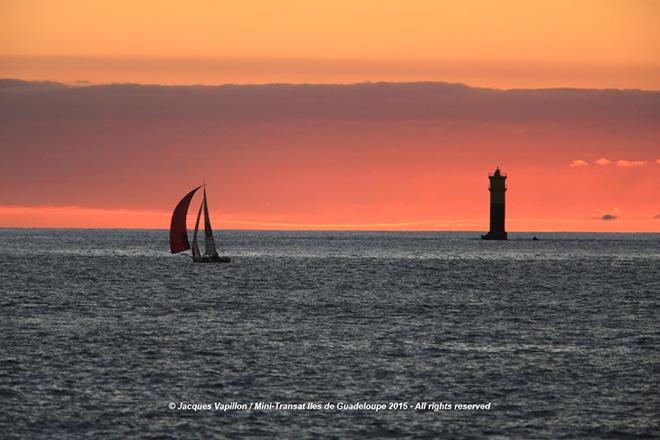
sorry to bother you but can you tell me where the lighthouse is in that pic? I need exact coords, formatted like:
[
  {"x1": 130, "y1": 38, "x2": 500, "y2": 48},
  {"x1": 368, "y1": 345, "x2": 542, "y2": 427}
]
[{"x1": 482, "y1": 167, "x2": 507, "y2": 240}]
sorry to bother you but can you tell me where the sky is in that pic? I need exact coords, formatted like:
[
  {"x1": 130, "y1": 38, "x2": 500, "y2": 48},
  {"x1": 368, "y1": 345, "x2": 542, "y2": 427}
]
[
  {"x1": 2, "y1": 0, "x2": 660, "y2": 88},
  {"x1": 0, "y1": 1, "x2": 659, "y2": 231}
]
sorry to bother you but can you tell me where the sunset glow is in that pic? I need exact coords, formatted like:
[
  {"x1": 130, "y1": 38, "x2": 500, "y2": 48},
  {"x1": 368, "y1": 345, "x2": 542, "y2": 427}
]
[
  {"x1": 1, "y1": 1, "x2": 659, "y2": 231},
  {"x1": 1, "y1": 205, "x2": 658, "y2": 233}
]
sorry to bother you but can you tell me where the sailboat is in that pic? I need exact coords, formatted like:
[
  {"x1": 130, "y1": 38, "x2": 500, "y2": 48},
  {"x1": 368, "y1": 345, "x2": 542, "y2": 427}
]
[{"x1": 169, "y1": 185, "x2": 231, "y2": 263}]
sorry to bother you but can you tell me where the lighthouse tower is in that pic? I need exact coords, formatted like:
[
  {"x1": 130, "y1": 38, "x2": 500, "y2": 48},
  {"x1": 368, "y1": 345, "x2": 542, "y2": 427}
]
[{"x1": 482, "y1": 167, "x2": 507, "y2": 240}]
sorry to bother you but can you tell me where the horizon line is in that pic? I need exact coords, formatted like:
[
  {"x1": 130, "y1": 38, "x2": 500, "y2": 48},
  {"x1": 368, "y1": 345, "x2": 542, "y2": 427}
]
[
  {"x1": 1, "y1": 227, "x2": 659, "y2": 235},
  {"x1": 1, "y1": 205, "x2": 659, "y2": 232}
]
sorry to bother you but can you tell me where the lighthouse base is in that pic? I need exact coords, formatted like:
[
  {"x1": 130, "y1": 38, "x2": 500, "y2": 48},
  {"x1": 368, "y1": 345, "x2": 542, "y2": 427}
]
[{"x1": 481, "y1": 231, "x2": 507, "y2": 240}]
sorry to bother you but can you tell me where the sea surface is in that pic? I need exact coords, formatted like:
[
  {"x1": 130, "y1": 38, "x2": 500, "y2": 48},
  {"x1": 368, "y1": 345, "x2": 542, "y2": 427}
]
[{"x1": 1, "y1": 229, "x2": 658, "y2": 439}]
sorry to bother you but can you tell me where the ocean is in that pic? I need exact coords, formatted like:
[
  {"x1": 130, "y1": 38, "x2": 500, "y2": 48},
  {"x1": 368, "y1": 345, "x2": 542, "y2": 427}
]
[{"x1": 1, "y1": 229, "x2": 658, "y2": 439}]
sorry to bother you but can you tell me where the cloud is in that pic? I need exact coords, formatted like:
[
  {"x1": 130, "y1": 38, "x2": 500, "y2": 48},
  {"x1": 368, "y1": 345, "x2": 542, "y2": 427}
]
[
  {"x1": 595, "y1": 158, "x2": 647, "y2": 167},
  {"x1": 1, "y1": 80, "x2": 660, "y2": 126},
  {"x1": 3, "y1": 56, "x2": 660, "y2": 90},
  {"x1": 569, "y1": 159, "x2": 588, "y2": 168},
  {"x1": 0, "y1": 78, "x2": 64, "y2": 90},
  {"x1": 596, "y1": 207, "x2": 620, "y2": 221},
  {"x1": 656, "y1": 158, "x2": 660, "y2": 165},
  {"x1": 0, "y1": 80, "x2": 658, "y2": 220},
  {"x1": 616, "y1": 160, "x2": 647, "y2": 168},
  {"x1": 655, "y1": 214, "x2": 660, "y2": 220}
]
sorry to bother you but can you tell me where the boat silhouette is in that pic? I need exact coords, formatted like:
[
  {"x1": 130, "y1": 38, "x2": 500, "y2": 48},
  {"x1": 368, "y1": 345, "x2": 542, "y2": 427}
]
[{"x1": 169, "y1": 185, "x2": 231, "y2": 263}]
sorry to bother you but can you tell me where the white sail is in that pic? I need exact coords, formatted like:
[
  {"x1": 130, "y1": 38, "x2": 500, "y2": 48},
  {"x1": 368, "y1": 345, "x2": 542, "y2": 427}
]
[
  {"x1": 202, "y1": 188, "x2": 218, "y2": 256},
  {"x1": 191, "y1": 200, "x2": 203, "y2": 260}
]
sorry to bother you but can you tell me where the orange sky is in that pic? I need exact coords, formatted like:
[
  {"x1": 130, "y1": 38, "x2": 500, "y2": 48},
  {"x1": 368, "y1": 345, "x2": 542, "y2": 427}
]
[
  {"x1": 1, "y1": 82, "x2": 658, "y2": 231},
  {"x1": 2, "y1": 0, "x2": 659, "y2": 88},
  {"x1": 1, "y1": 1, "x2": 659, "y2": 231}
]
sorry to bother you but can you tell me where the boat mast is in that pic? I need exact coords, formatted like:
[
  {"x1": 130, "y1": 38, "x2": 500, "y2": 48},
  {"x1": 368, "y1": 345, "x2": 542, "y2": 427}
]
[
  {"x1": 191, "y1": 200, "x2": 203, "y2": 260},
  {"x1": 202, "y1": 180, "x2": 218, "y2": 257}
]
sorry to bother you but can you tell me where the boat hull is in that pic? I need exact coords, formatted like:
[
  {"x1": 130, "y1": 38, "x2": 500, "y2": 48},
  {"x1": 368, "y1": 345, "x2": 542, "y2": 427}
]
[{"x1": 193, "y1": 255, "x2": 231, "y2": 263}]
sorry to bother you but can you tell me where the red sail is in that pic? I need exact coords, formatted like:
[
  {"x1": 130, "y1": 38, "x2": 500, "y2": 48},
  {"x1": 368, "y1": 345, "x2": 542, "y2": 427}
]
[{"x1": 169, "y1": 186, "x2": 201, "y2": 254}]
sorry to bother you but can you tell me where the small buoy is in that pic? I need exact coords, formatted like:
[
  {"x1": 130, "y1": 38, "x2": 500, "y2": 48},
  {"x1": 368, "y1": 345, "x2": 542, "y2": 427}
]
[{"x1": 532, "y1": 236, "x2": 538, "y2": 241}]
